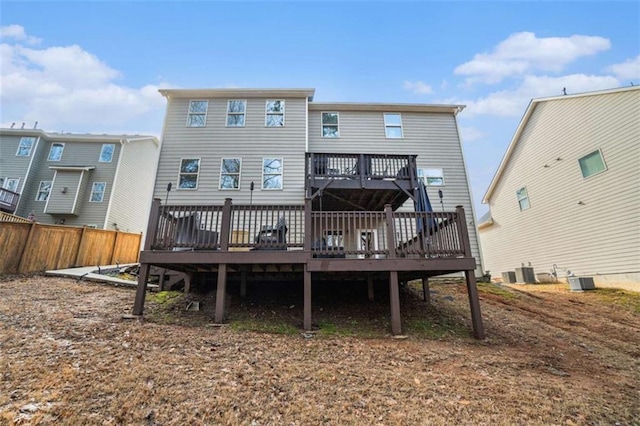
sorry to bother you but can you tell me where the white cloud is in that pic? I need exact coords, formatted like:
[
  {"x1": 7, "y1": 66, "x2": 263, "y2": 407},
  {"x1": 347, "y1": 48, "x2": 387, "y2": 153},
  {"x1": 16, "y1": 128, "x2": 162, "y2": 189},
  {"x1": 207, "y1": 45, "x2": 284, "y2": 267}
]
[
  {"x1": 0, "y1": 24, "x2": 41, "y2": 45},
  {"x1": 402, "y1": 80, "x2": 433, "y2": 94},
  {"x1": 607, "y1": 55, "x2": 640, "y2": 81},
  {"x1": 455, "y1": 32, "x2": 611, "y2": 84},
  {"x1": 0, "y1": 26, "x2": 166, "y2": 134},
  {"x1": 459, "y1": 126, "x2": 485, "y2": 142},
  {"x1": 449, "y1": 74, "x2": 619, "y2": 117}
]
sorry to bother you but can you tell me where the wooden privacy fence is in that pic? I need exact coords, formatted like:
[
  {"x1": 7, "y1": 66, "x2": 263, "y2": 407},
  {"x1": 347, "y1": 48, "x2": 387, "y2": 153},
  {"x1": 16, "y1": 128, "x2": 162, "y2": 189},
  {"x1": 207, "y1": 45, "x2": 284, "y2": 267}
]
[{"x1": 0, "y1": 221, "x2": 142, "y2": 275}]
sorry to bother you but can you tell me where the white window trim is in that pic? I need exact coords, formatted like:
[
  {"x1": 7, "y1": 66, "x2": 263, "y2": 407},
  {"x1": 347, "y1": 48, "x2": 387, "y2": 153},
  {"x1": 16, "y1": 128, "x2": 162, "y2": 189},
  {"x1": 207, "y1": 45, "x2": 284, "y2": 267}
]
[
  {"x1": 177, "y1": 157, "x2": 201, "y2": 190},
  {"x1": 321, "y1": 112, "x2": 340, "y2": 138},
  {"x1": 90, "y1": 182, "x2": 107, "y2": 203},
  {"x1": 383, "y1": 113, "x2": 404, "y2": 139},
  {"x1": 418, "y1": 168, "x2": 445, "y2": 186},
  {"x1": 16, "y1": 137, "x2": 36, "y2": 157},
  {"x1": 265, "y1": 100, "x2": 285, "y2": 127},
  {"x1": 226, "y1": 100, "x2": 247, "y2": 127},
  {"x1": 261, "y1": 157, "x2": 284, "y2": 190},
  {"x1": 2, "y1": 177, "x2": 20, "y2": 192},
  {"x1": 516, "y1": 186, "x2": 530, "y2": 211},
  {"x1": 99, "y1": 144, "x2": 115, "y2": 163},
  {"x1": 578, "y1": 148, "x2": 608, "y2": 179},
  {"x1": 219, "y1": 157, "x2": 242, "y2": 190},
  {"x1": 48, "y1": 143, "x2": 65, "y2": 161},
  {"x1": 35, "y1": 180, "x2": 52, "y2": 201},
  {"x1": 186, "y1": 100, "x2": 209, "y2": 127}
]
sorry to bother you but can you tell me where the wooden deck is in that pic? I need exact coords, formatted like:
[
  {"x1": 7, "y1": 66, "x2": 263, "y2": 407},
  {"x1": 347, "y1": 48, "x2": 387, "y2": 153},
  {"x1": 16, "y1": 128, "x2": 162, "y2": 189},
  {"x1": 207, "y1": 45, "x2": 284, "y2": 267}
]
[
  {"x1": 0, "y1": 188, "x2": 19, "y2": 213},
  {"x1": 133, "y1": 196, "x2": 484, "y2": 339}
]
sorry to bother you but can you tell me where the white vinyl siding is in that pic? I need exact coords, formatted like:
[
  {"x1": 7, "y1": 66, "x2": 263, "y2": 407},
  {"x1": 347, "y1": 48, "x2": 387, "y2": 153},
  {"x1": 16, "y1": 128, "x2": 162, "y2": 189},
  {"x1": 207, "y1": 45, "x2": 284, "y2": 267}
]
[
  {"x1": 16, "y1": 137, "x2": 36, "y2": 156},
  {"x1": 480, "y1": 87, "x2": 640, "y2": 280},
  {"x1": 226, "y1": 100, "x2": 246, "y2": 127},
  {"x1": 220, "y1": 158, "x2": 242, "y2": 190},
  {"x1": 187, "y1": 100, "x2": 208, "y2": 127}
]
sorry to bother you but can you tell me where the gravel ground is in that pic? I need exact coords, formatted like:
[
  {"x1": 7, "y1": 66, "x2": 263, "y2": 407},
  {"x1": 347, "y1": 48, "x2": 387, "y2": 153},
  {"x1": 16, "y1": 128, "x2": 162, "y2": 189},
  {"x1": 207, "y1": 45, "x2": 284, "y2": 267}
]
[{"x1": 0, "y1": 275, "x2": 638, "y2": 425}]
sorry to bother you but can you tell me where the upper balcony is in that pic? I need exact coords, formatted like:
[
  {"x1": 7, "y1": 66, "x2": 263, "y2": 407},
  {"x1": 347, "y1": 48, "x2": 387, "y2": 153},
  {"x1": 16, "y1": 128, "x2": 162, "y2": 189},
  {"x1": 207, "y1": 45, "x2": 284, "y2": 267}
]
[
  {"x1": 0, "y1": 188, "x2": 20, "y2": 213},
  {"x1": 305, "y1": 153, "x2": 418, "y2": 211}
]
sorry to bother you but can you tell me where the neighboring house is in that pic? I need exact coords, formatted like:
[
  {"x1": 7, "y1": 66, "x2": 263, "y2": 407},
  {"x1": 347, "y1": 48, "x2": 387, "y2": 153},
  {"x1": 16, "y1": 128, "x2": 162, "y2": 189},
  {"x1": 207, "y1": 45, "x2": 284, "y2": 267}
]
[
  {"x1": 0, "y1": 128, "x2": 160, "y2": 235},
  {"x1": 134, "y1": 88, "x2": 485, "y2": 338},
  {"x1": 479, "y1": 86, "x2": 640, "y2": 288}
]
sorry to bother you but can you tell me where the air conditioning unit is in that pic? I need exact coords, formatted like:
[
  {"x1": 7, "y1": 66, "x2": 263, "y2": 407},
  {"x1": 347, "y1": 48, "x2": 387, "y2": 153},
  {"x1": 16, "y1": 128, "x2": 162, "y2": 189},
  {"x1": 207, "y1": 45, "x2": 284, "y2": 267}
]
[{"x1": 568, "y1": 277, "x2": 595, "y2": 292}]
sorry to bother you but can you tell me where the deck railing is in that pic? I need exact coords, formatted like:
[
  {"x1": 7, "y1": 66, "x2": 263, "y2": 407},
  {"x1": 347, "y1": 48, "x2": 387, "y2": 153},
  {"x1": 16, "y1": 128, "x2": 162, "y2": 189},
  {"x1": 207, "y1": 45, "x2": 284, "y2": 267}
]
[
  {"x1": 0, "y1": 188, "x2": 19, "y2": 213},
  {"x1": 146, "y1": 199, "x2": 470, "y2": 258},
  {"x1": 306, "y1": 153, "x2": 417, "y2": 182}
]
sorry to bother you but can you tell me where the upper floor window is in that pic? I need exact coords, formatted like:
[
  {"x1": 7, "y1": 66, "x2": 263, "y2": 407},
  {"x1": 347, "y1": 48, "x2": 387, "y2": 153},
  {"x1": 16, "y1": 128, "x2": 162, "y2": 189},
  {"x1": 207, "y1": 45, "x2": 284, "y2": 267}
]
[
  {"x1": 262, "y1": 158, "x2": 283, "y2": 189},
  {"x1": 1, "y1": 177, "x2": 20, "y2": 192},
  {"x1": 178, "y1": 158, "x2": 200, "y2": 189},
  {"x1": 99, "y1": 144, "x2": 115, "y2": 162},
  {"x1": 418, "y1": 168, "x2": 445, "y2": 186},
  {"x1": 321, "y1": 112, "x2": 339, "y2": 138},
  {"x1": 226, "y1": 100, "x2": 246, "y2": 127},
  {"x1": 48, "y1": 143, "x2": 65, "y2": 161},
  {"x1": 16, "y1": 137, "x2": 36, "y2": 156},
  {"x1": 516, "y1": 187, "x2": 530, "y2": 211},
  {"x1": 265, "y1": 100, "x2": 285, "y2": 127},
  {"x1": 578, "y1": 149, "x2": 607, "y2": 178},
  {"x1": 220, "y1": 158, "x2": 241, "y2": 189},
  {"x1": 384, "y1": 113, "x2": 403, "y2": 138},
  {"x1": 187, "y1": 100, "x2": 208, "y2": 127},
  {"x1": 36, "y1": 181, "x2": 52, "y2": 201},
  {"x1": 90, "y1": 182, "x2": 106, "y2": 202}
]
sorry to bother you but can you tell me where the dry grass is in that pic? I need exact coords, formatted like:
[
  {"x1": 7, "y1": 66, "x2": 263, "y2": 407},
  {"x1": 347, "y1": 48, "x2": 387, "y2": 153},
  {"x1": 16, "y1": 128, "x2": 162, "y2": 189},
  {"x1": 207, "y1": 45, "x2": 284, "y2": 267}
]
[{"x1": 0, "y1": 276, "x2": 638, "y2": 425}]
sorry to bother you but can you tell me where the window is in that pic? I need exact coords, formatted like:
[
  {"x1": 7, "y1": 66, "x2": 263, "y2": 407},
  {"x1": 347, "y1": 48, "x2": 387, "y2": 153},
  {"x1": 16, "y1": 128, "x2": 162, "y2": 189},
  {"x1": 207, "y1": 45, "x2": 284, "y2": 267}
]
[
  {"x1": 321, "y1": 112, "x2": 339, "y2": 138},
  {"x1": 187, "y1": 100, "x2": 208, "y2": 127},
  {"x1": 262, "y1": 158, "x2": 283, "y2": 189},
  {"x1": 325, "y1": 230, "x2": 344, "y2": 249},
  {"x1": 578, "y1": 149, "x2": 607, "y2": 178},
  {"x1": 418, "y1": 168, "x2": 445, "y2": 186},
  {"x1": 1, "y1": 178, "x2": 20, "y2": 192},
  {"x1": 226, "y1": 100, "x2": 246, "y2": 127},
  {"x1": 99, "y1": 144, "x2": 115, "y2": 162},
  {"x1": 48, "y1": 143, "x2": 65, "y2": 161},
  {"x1": 16, "y1": 137, "x2": 36, "y2": 156},
  {"x1": 384, "y1": 113, "x2": 403, "y2": 138},
  {"x1": 36, "y1": 181, "x2": 52, "y2": 201},
  {"x1": 265, "y1": 100, "x2": 285, "y2": 127},
  {"x1": 516, "y1": 187, "x2": 530, "y2": 211},
  {"x1": 90, "y1": 182, "x2": 106, "y2": 202},
  {"x1": 178, "y1": 158, "x2": 200, "y2": 189},
  {"x1": 219, "y1": 158, "x2": 241, "y2": 189}
]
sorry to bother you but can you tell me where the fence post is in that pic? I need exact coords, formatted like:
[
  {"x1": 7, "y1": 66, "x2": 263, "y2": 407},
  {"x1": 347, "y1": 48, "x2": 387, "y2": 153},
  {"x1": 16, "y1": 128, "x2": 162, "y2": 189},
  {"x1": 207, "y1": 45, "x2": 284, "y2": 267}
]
[
  {"x1": 17, "y1": 221, "x2": 37, "y2": 274},
  {"x1": 73, "y1": 225, "x2": 89, "y2": 267},
  {"x1": 109, "y1": 230, "x2": 121, "y2": 265}
]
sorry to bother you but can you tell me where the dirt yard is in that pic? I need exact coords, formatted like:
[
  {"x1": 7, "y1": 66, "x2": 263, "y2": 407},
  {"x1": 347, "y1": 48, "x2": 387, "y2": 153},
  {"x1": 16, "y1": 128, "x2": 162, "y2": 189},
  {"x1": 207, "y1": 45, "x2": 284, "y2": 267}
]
[{"x1": 0, "y1": 275, "x2": 638, "y2": 425}]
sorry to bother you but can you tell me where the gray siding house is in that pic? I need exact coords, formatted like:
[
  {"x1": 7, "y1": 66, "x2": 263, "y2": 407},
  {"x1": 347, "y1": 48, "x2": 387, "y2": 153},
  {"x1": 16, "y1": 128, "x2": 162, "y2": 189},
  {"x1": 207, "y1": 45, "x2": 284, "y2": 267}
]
[
  {"x1": 134, "y1": 88, "x2": 485, "y2": 338},
  {"x1": 0, "y1": 128, "x2": 160, "y2": 234},
  {"x1": 479, "y1": 86, "x2": 640, "y2": 289}
]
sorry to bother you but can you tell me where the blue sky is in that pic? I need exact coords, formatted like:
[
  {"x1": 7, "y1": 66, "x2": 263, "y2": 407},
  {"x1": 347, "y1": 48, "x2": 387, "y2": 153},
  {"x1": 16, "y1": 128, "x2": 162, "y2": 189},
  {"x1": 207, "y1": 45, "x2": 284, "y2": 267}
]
[{"x1": 1, "y1": 1, "x2": 639, "y2": 217}]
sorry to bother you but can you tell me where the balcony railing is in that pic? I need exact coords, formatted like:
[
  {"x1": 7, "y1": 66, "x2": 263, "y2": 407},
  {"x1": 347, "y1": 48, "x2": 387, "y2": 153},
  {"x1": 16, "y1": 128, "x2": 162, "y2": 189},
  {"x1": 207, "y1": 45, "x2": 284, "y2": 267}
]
[
  {"x1": 146, "y1": 199, "x2": 471, "y2": 259},
  {"x1": 306, "y1": 153, "x2": 417, "y2": 182},
  {"x1": 0, "y1": 188, "x2": 19, "y2": 213}
]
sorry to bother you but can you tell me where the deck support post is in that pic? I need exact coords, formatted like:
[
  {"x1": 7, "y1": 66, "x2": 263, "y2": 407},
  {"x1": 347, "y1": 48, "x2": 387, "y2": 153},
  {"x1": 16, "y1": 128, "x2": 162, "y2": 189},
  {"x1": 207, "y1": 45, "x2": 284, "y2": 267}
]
[
  {"x1": 158, "y1": 268, "x2": 166, "y2": 292},
  {"x1": 367, "y1": 275, "x2": 374, "y2": 301},
  {"x1": 422, "y1": 277, "x2": 430, "y2": 304},
  {"x1": 184, "y1": 272, "x2": 192, "y2": 294},
  {"x1": 240, "y1": 267, "x2": 247, "y2": 298},
  {"x1": 133, "y1": 263, "x2": 150, "y2": 315},
  {"x1": 465, "y1": 270, "x2": 485, "y2": 339},
  {"x1": 215, "y1": 264, "x2": 228, "y2": 323},
  {"x1": 303, "y1": 266, "x2": 312, "y2": 331},
  {"x1": 389, "y1": 271, "x2": 401, "y2": 335}
]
